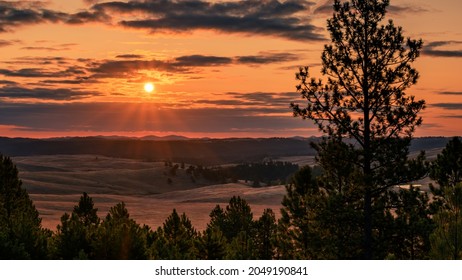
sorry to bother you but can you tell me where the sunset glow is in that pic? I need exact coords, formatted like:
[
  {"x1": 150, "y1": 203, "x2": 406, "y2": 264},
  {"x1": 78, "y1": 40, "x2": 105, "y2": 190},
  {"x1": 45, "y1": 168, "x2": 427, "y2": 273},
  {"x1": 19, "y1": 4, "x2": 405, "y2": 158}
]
[{"x1": 0, "y1": 0, "x2": 461, "y2": 138}]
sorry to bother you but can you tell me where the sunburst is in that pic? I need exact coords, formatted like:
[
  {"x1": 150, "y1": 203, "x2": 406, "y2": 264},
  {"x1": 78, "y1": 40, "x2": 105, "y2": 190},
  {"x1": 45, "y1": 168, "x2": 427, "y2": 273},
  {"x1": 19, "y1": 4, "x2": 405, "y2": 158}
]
[{"x1": 144, "y1": 82, "x2": 155, "y2": 93}]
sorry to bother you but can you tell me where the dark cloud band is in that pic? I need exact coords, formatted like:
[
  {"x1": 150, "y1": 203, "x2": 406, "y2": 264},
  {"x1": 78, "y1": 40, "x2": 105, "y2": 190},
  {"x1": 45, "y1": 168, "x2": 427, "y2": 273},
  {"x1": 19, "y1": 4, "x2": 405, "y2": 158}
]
[
  {"x1": 0, "y1": 101, "x2": 315, "y2": 134},
  {"x1": 432, "y1": 103, "x2": 462, "y2": 110},
  {"x1": 0, "y1": 86, "x2": 100, "y2": 100},
  {"x1": 0, "y1": 52, "x2": 300, "y2": 83},
  {"x1": 0, "y1": 0, "x2": 324, "y2": 41},
  {"x1": 423, "y1": 41, "x2": 462, "y2": 58}
]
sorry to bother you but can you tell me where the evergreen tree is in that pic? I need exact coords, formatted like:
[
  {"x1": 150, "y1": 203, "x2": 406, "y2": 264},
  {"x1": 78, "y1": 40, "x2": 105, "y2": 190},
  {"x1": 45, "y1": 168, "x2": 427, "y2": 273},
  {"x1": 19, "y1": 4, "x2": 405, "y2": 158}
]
[
  {"x1": 205, "y1": 197, "x2": 256, "y2": 259},
  {"x1": 198, "y1": 205, "x2": 228, "y2": 259},
  {"x1": 73, "y1": 192, "x2": 99, "y2": 226},
  {"x1": 93, "y1": 202, "x2": 147, "y2": 259},
  {"x1": 279, "y1": 166, "x2": 325, "y2": 259},
  {"x1": 430, "y1": 184, "x2": 462, "y2": 259},
  {"x1": 313, "y1": 139, "x2": 427, "y2": 259},
  {"x1": 0, "y1": 155, "x2": 48, "y2": 259},
  {"x1": 274, "y1": 216, "x2": 295, "y2": 259},
  {"x1": 222, "y1": 197, "x2": 255, "y2": 259},
  {"x1": 226, "y1": 230, "x2": 255, "y2": 259},
  {"x1": 208, "y1": 205, "x2": 226, "y2": 231},
  {"x1": 291, "y1": 0, "x2": 425, "y2": 258},
  {"x1": 389, "y1": 186, "x2": 434, "y2": 259},
  {"x1": 53, "y1": 192, "x2": 100, "y2": 259},
  {"x1": 223, "y1": 196, "x2": 254, "y2": 241},
  {"x1": 430, "y1": 137, "x2": 462, "y2": 194},
  {"x1": 152, "y1": 209, "x2": 198, "y2": 259},
  {"x1": 313, "y1": 140, "x2": 364, "y2": 259},
  {"x1": 197, "y1": 226, "x2": 227, "y2": 260},
  {"x1": 254, "y1": 208, "x2": 277, "y2": 259},
  {"x1": 428, "y1": 137, "x2": 462, "y2": 259},
  {"x1": 53, "y1": 213, "x2": 88, "y2": 259}
]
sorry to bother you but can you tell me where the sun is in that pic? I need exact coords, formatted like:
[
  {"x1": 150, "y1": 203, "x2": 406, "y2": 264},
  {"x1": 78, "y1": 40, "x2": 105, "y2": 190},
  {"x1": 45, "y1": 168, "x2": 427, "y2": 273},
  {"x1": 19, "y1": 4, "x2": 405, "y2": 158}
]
[{"x1": 144, "y1": 82, "x2": 155, "y2": 93}]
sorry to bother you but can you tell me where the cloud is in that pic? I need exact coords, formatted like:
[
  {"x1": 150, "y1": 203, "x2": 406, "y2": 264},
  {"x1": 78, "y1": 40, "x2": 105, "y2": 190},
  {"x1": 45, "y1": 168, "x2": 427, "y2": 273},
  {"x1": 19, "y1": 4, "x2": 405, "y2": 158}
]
[
  {"x1": 440, "y1": 115, "x2": 462, "y2": 119},
  {"x1": 0, "y1": 90, "x2": 305, "y2": 133},
  {"x1": 0, "y1": 51, "x2": 299, "y2": 84},
  {"x1": 20, "y1": 43, "x2": 78, "y2": 52},
  {"x1": 432, "y1": 103, "x2": 462, "y2": 110},
  {"x1": 229, "y1": 92, "x2": 299, "y2": 106},
  {"x1": 82, "y1": 0, "x2": 101, "y2": 5},
  {"x1": 40, "y1": 79, "x2": 92, "y2": 85},
  {"x1": 192, "y1": 92, "x2": 299, "y2": 112},
  {"x1": 115, "y1": 54, "x2": 145, "y2": 59},
  {"x1": 193, "y1": 99, "x2": 256, "y2": 107},
  {"x1": 387, "y1": 5, "x2": 430, "y2": 15},
  {"x1": 0, "y1": 86, "x2": 101, "y2": 100},
  {"x1": 0, "y1": 1, "x2": 108, "y2": 32},
  {"x1": 174, "y1": 55, "x2": 233, "y2": 67},
  {"x1": 313, "y1": 1, "x2": 333, "y2": 15},
  {"x1": 87, "y1": 55, "x2": 239, "y2": 79},
  {"x1": 0, "y1": 66, "x2": 86, "y2": 78},
  {"x1": 314, "y1": 1, "x2": 429, "y2": 16},
  {"x1": 0, "y1": 56, "x2": 93, "y2": 85},
  {"x1": 89, "y1": 59, "x2": 178, "y2": 78},
  {"x1": 423, "y1": 41, "x2": 462, "y2": 57},
  {"x1": 2, "y1": 56, "x2": 73, "y2": 66},
  {"x1": 0, "y1": 0, "x2": 323, "y2": 41},
  {"x1": 236, "y1": 52, "x2": 298, "y2": 65},
  {"x1": 21, "y1": 46, "x2": 70, "y2": 51},
  {"x1": 0, "y1": 80, "x2": 18, "y2": 85},
  {"x1": 65, "y1": 10, "x2": 110, "y2": 25},
  {"x1": 93, "y1": 0, "x2": 324, "y2": 41},
  {"x1": 0, "y1": 39, "x2": 14, "y2": 47},
  {"x1": 0, "y1": 1, "x2": 64, "y2": 32},
  {"x1": 88, "y1": 51, "x2": 299, "y2": 78},
  {"x1": 0, "y1": 101, "x2": 313, "y2": 134},
  {"x1": 438, "y1": 91, "x2": 462, "y2": 95}
]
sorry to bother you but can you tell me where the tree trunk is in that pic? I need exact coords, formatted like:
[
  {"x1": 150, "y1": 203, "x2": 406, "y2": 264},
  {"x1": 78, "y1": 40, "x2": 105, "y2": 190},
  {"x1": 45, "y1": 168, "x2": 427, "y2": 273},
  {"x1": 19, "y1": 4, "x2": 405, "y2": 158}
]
[{"x1": 362, "y1": 10, "x2": 373, "y2": 259}]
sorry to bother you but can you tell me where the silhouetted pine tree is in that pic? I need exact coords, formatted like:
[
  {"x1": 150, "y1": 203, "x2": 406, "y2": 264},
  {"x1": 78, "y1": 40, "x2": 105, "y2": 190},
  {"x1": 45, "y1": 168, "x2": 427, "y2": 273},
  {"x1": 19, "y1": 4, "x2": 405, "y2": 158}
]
[
  {"x1": 0, "y1": 155, "x2": 48, "y2": 259},
  {"x1": 389, "y1": 187, "x2": 434, "y2": 259},
  {"x1": 279, "y1": 166, "x2": 325, "y2": 259},
  {"x1": 254, "y1": 208, "x2": 277, "y2": 259},
  {"x1": 93, "y1": 202, "x2": 147, "y2": 259},
  {"x1": 197, "y1": 227, "x2": 227, "y2": 260},
  {"x1": 291, "y1": 0, "x2": 425, "y2": 258},
  {"x1": 429, "y1": 138, "x2": 462, "y2": 259},
  {"x1": 52, "y1": 192, "x2": 100, "y2": 259},
  {"x1": 152, "y1": 209, "x2": 198, "y2": 259},
  {"x1": 73, "y1": 192, "x2": 99, "y2": 226},
  {"x1": 206, "y1": 197, "x2": 256, "y2": 259},
  {"x1": 223, "y1": 196, "x2": 254, "y2": 241},
  {"x1": 430, "y1": 137, "x2": 462, "y2": 195},
  {"x1": 430, "y1": 184, "x2": 462, "y2": 259}
]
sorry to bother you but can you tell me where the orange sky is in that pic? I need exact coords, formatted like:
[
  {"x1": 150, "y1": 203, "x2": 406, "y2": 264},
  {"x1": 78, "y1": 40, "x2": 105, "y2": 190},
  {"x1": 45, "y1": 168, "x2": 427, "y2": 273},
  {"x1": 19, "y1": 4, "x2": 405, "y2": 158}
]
[{"x1": 0, "y1": 0, "x2": 461, "y2": 138}]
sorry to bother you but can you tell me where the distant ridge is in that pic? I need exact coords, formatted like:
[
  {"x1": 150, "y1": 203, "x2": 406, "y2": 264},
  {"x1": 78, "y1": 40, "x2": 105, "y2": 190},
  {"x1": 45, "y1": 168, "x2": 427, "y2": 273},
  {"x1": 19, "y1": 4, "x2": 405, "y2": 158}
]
[
  {"x1": 0, "y1": 136, "x2": 453, "y2": 164},
  {"x1": 46, "y1": 135, "x2": 200, "y2": 141},
  {"x1": 0, "y1": 136, "x2": 316, "y2": 164},
  {"x1": 139, "y1": 135, "x2": 190, "y2": 141}
]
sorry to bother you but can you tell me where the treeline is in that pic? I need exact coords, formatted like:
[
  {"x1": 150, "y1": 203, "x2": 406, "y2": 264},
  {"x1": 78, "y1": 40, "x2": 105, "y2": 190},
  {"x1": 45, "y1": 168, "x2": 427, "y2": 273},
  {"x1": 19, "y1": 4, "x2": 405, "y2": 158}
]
[
  {"x1": 2, "y1": 137, "x2": 462, "y2": 259},
  {"x1": 0, "y1": 137, "x2": 316, "y2": 165},
  {"x1": 179, "y1": 161, "x2": 299, "y2": 186},
  {"x1": 52, "y1": 195, "x2": 279, "y2": 260}
]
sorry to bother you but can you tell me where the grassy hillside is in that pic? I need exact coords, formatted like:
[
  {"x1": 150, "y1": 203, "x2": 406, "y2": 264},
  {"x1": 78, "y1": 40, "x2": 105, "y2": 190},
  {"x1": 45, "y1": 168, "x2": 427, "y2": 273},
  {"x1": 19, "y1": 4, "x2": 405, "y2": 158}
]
[{"x1": 16, "y1": 155, "x2": 287, "y2": 230}]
